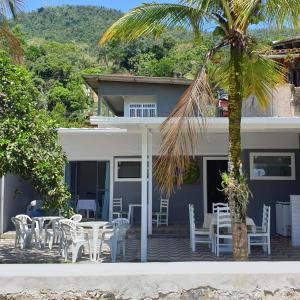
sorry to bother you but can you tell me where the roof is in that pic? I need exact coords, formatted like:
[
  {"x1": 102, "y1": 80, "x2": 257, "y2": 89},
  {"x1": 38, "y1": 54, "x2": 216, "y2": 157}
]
[
  {"x1": 273, "y1": 36, "x2": 300, "y2": 48},
  {"x1": 83, "y1": 74, "x2": 192, "y2": 93},
  {"x1": 87, "y1": 116, "x2": 300, "y2": 133}
]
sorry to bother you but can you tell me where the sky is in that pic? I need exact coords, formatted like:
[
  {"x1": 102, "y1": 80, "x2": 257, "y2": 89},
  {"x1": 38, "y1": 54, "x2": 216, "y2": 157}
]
[{"x1": 24, "y1": 0, "x2": 176, "y2": 12}]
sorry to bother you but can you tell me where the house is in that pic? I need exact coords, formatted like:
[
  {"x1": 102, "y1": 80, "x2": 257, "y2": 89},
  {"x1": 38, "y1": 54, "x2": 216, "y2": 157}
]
[{"x1": 1, "y1": 38, "x2": 300, "y2": 262}]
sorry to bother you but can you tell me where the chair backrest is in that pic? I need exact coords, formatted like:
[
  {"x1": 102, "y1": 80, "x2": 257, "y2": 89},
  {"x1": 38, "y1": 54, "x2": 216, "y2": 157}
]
[
  {"x1": 261, "y1": 205, "x2": 271, "y2": 233},
  {"x1": 189, "y1": 204, "x2": 196, "y2": 237},
  {"x1": 160, "y1": 198, "x2": 169, "y2": 214},
  {"x1": 11, "y1": 217, "x2": 25, "y2": 233},
  {"x1": 112, "y1": 218, "x2": 130, "y2": 226},
  {"x1": 113, "y1": 197, "x2": 123, "y2": 212},
  {"x1": 213, "y1": 202, "x2": 229, "y2": 213},
  {"x1": 15, "y1": 214, "x2": 32, "y2": 225},
  {"x1": 203, "y1": 213, "x2": 212, "y2": 229},
  {"x1": 216, "y1": 207, "x2": 231, "y2": 236},
  {"x1": 60, "y1": 219, "x2": 81, "y2": 242},
  {"x1": 70, "y1": 214, "x2": 82, "y2": 223}
]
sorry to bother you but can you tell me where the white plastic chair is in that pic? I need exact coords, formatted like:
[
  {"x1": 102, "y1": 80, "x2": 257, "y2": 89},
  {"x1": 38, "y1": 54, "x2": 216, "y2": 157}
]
[
  {"x1": 111, "y1": 218, "x2": 130, "y2": 259},
  {"x1": 212, "y1": 202, "x2": 229, "y2": 213},
  {"x1": 70, "y1": 214, "x2": 82, "y2": 223},
  {"x1": 189, "y1": 204, "x2": 212, "y2": 251},
  {"x1": 153, "y1": 198, "x2": 169, "y2": 227},
  {"x1": 11, "y1": 217, "x2": 36, "y2": 249},
  {"x1": 215, "y1": 207, "x2": 232, "y2": 256},
  {"x1": 44, "y1": 218, "x2": 64, "y2": 250},
  {"x1": 60, "y1": 219, "x2": 91, "y2": 262},
  {"x1": 112, "y1": 197, "x2": 128, "y2": 219},
  {"x1": 248, "y1": 205, "x2": 271, "y2": 255},
  {"x1": 99, "y1": 225, "x2": 120, "y2": 262}
]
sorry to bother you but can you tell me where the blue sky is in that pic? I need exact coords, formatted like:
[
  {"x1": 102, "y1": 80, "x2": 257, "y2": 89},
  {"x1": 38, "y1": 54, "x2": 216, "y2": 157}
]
[{"x1": 24, "y1": 0, "x2": 176, "y2": 12}]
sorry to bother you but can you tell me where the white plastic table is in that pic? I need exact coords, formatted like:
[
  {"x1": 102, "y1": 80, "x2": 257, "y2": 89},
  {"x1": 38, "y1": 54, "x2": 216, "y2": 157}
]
[
  {"x1": 128, "y1": 204, "x2": 142, "y2": 225},
  {"x1": 78, "y1": 221, "x2": 109, "y2": 261}
]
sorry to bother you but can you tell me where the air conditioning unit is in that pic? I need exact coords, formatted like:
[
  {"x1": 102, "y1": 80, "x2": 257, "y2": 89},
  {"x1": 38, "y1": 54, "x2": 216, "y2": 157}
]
[{"x1": 276, "y1": 201, "x2": 291, "y2": 236}]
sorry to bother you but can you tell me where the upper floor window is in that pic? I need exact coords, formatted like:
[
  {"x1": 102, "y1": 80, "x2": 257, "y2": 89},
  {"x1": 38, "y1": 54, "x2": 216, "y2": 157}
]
[
  {"x1": 250, "y1": 152, "x2": 295, "y2": 180},
  {"x1": 129, "y1": 103, "x2": 157, "y2": 117}
]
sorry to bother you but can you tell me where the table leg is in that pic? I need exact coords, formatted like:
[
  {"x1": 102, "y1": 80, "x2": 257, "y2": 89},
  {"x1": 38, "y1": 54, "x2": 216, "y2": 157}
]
[{"x1": 92, "y1": 226, "x2": 97, "y2": 262}]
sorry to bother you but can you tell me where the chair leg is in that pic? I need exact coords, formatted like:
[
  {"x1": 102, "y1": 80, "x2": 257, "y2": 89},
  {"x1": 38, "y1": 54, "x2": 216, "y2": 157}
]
[{"x1": 248, "y1": 236, "x2": 251, "y2": 254}]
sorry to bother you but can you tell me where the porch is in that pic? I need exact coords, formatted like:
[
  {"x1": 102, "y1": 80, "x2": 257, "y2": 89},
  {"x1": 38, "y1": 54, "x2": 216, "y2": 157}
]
[{"x1": 0, "y1": 229, "x2": 299, "y2": 263}]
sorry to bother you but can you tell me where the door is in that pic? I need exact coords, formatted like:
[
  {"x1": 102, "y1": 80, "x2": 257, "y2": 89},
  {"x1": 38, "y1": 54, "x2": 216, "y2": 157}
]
[
  {"x1": 206, "y1": 159, "x2": 228, "y2": 213},
  {"x1": 65, "y1": 161, "x2": 110, "y2": 220}
]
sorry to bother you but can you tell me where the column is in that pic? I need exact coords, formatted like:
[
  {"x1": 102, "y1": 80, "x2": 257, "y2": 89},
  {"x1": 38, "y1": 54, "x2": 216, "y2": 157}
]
[
  {"x1": 148, "y1": 130, "x2": 153, "y2": 235},
  {"x1": 141, "y1": 127, "x2": 148, "y2": 262}
]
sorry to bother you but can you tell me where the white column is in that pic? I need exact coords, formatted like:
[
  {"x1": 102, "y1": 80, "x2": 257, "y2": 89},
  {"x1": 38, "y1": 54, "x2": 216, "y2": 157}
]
[
  {"x1": 109, "y1": 159, "x2": 114, "y2": 221},
  {"x1": 0, "y1": 176, "x2": 5, "y2": 234},
  {"x1": 141, "y1": 127, "x2": 148, "y2": 262},
  {"x1": 148, "y1": 130, "x2": 153, "y2": 235}
]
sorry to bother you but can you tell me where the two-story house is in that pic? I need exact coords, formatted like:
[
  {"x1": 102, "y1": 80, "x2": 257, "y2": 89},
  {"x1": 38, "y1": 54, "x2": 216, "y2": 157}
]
[{"x1": 2, "y1": 38, "x2": 300, "y2": 262}]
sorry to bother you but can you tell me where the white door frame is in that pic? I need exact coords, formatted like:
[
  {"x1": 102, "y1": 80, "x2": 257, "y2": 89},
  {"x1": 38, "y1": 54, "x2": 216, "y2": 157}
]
[
  {"x1": 203, "y1": 156, "x2": 228, "y2": 215},
  {"x1": 66, "y1": 157, "x2": 113, "y2": 221}
]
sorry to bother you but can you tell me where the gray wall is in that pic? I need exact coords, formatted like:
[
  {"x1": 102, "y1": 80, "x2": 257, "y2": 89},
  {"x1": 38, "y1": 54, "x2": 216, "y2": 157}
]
[
  {"x1": 99, "y1": 81, "x2": 189, "y2": 117},
  {"x1": 114, "y1": 151, "x2": 300, "y2": 234},
  {"x1": 2, "y1": 174, "x2": 34, "y2": 233},
  {"x1": 243, "y1": 149, "x2": 300, "y2": 235}
]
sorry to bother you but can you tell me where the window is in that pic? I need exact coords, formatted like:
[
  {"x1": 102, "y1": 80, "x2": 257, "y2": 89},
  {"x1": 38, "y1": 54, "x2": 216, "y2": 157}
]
[
  {"x1": 250, "y1": 152, "x2": 295, "y2": 180},
  {"x1": 115, "y1": 159, "x2": 141, "y2": 181},
  {"x1": 129, "y1": 103, "x2": 157, "y2": 117}
]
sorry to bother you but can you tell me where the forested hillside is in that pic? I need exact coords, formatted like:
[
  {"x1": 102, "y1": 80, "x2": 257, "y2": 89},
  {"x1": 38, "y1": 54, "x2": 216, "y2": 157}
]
[
  {"x1": 7, "y1": 5, "x2": 299, "y2": 127},
  {"x1": 14, "y1": 6, "x2": 122, "y2": 47}
]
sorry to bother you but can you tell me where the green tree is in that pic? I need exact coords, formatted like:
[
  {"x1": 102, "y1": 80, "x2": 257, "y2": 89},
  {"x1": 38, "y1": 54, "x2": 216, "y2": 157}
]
[
  {"x1": 100, "y1": 0, "x2": 299, "y2": 260},
  {"x1": 0, "y1": 53, "x2": 70, "y2": 212}
]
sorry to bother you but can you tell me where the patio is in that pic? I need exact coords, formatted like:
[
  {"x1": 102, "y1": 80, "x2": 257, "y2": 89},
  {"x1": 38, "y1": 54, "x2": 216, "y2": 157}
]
[{"x1": 1, "y1": 229, "x2": 299, "y2": 263}]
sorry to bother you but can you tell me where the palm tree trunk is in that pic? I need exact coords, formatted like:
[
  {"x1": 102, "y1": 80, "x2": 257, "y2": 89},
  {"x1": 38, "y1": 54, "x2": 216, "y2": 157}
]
[{"x1": 228, "y1": 43, "x2": 248, "y2": 261}]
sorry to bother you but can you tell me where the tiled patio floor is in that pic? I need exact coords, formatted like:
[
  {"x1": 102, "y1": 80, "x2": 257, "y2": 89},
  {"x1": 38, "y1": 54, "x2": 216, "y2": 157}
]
[{"x1": 1, "y1": 233, "x2": 300, "y2": 263}]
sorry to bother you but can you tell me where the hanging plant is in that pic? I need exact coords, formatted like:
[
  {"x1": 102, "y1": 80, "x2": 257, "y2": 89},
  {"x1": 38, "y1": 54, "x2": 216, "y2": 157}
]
[{"x1": 182, "y1": 159, "x2": 200, "y2": 184}]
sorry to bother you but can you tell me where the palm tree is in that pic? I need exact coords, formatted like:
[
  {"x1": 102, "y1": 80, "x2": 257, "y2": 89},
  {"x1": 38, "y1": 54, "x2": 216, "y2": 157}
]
[
  {"x1": 0, "y1": 0, "x2": 24, "y2": 63},
  {"x1": 99, "y1": 0, "x2": 299, "y2": 260}
]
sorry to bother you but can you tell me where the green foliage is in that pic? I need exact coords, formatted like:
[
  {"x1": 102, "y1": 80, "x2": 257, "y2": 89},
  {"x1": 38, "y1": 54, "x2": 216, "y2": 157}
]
[
  {"x1": 13, "y1": 6, "x2": 122, "y2": 49},
  {"x1": 0, "y1": 53, "x2": 70, "y2": 212}
]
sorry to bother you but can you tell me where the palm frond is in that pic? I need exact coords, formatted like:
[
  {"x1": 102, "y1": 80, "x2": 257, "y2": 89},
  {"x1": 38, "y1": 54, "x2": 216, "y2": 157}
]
[
  {"x1": 242, "y1": 54, "x2": 286, "y2": 109},
  {"x1": 99, "y1": 3, "x2": 205, "y2": 45},
  {"x1": 215, "y1": 51, "x2": 286, "y2": 109},
  {"x1": 154, "y1": 67, "x2": 215, "y2": 196},
  {"x1": 0, "y1": 0, "x2": 23, "y2": 19},
  {"x1": 234, "y1": 0, "x2": 300, "y2": 29},
  {"x1": 0, "y1": 24, "x2": 23, "y2": 63}
]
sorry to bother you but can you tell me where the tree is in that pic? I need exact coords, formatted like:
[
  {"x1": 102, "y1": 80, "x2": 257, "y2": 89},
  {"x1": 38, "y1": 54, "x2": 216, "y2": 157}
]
[
  {"x1": 0, "y1": 53, "x2": 70, "y2": 213},
  {"x1": 0, "y1": 0, "x2": 24, "y2": 62},
  {"x1": 99, "y1": 0, "x2": 299, "y2": 260}
]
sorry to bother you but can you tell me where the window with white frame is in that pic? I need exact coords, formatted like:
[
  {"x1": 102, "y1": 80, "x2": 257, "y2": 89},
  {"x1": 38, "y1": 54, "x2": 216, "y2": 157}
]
[
  {"x1": 115, "y1": 158, "x2": 142, "y2": 181},
  {"x1": 129, "y1": 103, "x2": 157, "y2": 117},
  {"x1": 250, "y1": 152, "x2": 295, "y2": 180}
]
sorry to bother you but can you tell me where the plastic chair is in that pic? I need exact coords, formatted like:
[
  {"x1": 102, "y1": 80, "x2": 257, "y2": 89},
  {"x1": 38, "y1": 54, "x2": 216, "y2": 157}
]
[
  {"x1": 60, "y1": 219, "x2": 91, "y2": 262},
  {"x1": 214, "y1": 207, "x2": 232, "y2": 256},
  {"x1": 153, "y1": 198, "x2": 169, "y2": 227},
  {"x1": 248, "y1": 205, "x2": 271, "y2": 255},
  {"x1": 112, "y1": 197, "x2": 128, "y2": 219},
  {"x1": 11, "y1": 217, "x2": 36, "y2": 249},
  {"x1": 212, "y1": 202, "x2": 229, "y2": 214},
  {"x1": 70, "y1": 214, "x2": 82, "y2": 223},
  {"x1": 189, "y1": 204, "x2": 212, "y2": 252},
  {"x1": 44, "y1": 218, "x2": 64, "y2": 250}
]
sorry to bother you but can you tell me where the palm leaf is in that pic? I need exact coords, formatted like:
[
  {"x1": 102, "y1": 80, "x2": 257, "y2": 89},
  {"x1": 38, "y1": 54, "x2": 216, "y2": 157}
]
[
  {"x1": 234, "y1": 0, "x2": 300, "y2": 29},
  {"x1": 0, "y1": 0, "x2": 23, "y2": 19},
  {"x1": 99, "y1": 3, "x2": 205, "y2": 45},
  {"x1": 154, "y1": 67, "x2": 215, "y2": 195},
  {"x1": 0, "y1": 24, "x2": 23, "y2": 63},
  {"x1": 216, "y1": 51, "x2": 286, "y2": 109}
]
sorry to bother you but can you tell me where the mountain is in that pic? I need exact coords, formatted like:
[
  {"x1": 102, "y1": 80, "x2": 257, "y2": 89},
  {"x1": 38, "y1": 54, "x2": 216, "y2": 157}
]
[{"x1": 14, "y1": 5, "x2": 123, "y2": 47}]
